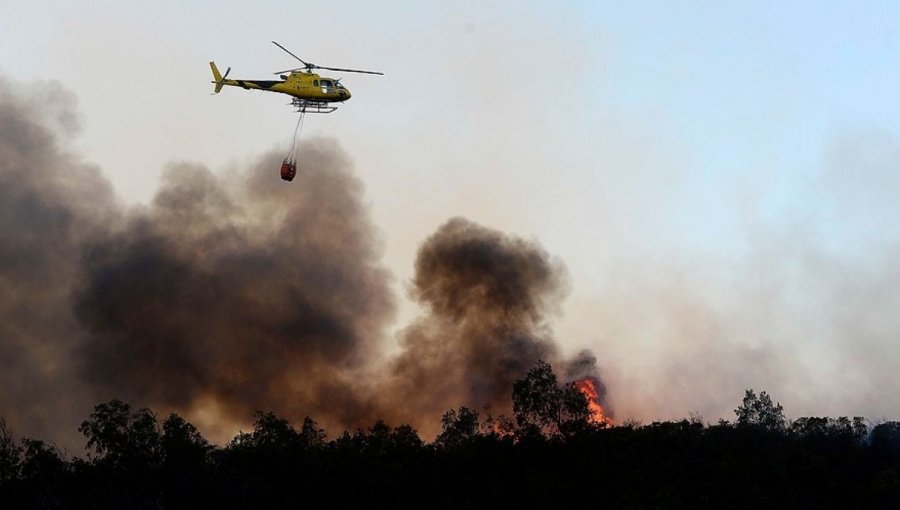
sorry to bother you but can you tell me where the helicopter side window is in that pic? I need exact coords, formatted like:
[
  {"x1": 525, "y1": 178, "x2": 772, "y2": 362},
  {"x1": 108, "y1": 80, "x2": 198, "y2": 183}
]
[
  {"x1": 322, "y1": 80, "x2": 334, "y2": 88},
  {"x1": 313, "y1": 80, "x2": 320, "y2": 87}
]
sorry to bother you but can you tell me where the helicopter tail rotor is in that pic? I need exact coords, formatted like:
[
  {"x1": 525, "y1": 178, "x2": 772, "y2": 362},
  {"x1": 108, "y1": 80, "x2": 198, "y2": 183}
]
[{"x1": 209, "y1": 61, "x2": 231, "y2": 94}]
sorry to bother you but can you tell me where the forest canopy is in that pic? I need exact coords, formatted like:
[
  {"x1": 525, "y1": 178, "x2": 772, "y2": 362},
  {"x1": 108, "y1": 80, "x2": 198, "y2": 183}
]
[{"x1": 1, "y1": 361, "x2": 899, "y2": 509}]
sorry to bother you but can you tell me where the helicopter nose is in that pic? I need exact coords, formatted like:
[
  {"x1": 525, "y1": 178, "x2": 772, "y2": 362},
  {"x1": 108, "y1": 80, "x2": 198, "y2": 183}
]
[{"x1": 344, "y1": 88, "x2": 351, "y2": 100}]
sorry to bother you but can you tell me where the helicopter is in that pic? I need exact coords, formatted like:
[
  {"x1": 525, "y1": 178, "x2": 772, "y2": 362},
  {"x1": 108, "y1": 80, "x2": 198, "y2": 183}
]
[
  {"x1": 209, "y1": 42, "x2": 382, "y2": 181},
  {"x1": 209, "y1": 41, "x2": 382, "y2": 114}
]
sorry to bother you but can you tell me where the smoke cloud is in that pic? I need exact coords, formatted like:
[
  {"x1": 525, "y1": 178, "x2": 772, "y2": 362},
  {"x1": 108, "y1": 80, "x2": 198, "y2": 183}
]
[
  {"x1": 72, "y1": 142, "x2": 397, "y2": 437},
  {"x1": 0, "y1": 77, "x2": 116, "y2": 444},
  {"x1": 1, "y1": 77, "x2": 604, "y2": 446},
  {"x1": 380, "y1": 218, "x2": 580, "y2": 430}
]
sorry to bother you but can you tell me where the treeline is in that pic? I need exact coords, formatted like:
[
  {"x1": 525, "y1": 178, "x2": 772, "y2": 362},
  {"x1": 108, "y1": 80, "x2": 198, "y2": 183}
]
[{"x1": 2, "y1": 362, "x2": 900, "y2": 508}]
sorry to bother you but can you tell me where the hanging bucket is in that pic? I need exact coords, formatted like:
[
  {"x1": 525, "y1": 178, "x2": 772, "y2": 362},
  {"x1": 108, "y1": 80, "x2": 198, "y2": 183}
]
[{"x1": 280, "y1": 160, "x2": 296, "y2": 181}]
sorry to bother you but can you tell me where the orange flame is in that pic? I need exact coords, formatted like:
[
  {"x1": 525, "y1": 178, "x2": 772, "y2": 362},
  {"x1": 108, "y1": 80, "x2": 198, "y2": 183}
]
[{"x1": 573, "y1": 378, "x2": 613, "y2": 426}]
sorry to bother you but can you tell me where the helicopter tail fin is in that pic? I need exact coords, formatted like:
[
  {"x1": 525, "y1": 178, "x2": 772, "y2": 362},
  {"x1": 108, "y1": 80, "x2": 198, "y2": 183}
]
[{"x1": 210, "y1": 61, "x2": 225, "y2": 94}]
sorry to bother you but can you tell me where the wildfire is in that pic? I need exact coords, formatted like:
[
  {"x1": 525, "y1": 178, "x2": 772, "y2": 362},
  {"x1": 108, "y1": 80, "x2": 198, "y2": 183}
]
[{"x1": 573, "y1": 377, "x2": 613, "y2": 426}]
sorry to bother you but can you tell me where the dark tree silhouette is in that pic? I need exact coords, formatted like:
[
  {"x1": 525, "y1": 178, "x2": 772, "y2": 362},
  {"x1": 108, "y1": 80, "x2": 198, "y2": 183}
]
[
  {"x1": 298, "y1": 416, "x2": 327, "y2": 450},
  {"x1": 388, "y1": 424, "x2": 425, "y2": 453},
  {"x1": 790, "y1": 415, "x2": 867, "y2": 440},
  {"x1": 435, "y1": 406, "x2": 481, "y2": 449},
  {"x1": 158, "y1": 413, "x2": 213, "y2": 508},
  {"x1": 17, "y1": 438, "x2": 68, "y2": 508},
  {"x1": 78, "y1": 399, "x2": 161, "y2": 467},
  {"x1": 229, "y1": 411, "x2": 301, "y2": 452},
  {"x1": 0, "y1": 419, "x2": 21, "y2": 483},
  {"x1": 76, "y1": 400, "x2": 164, "y2": 507},
  {"x1": 162, "y1": 413, "x2": 213, "y2": 464},
  {"x1": 20, "y1": 439, "x2": 66, "y2": 482},
  {"x1": 871, "y1": 421, "x2": 900, "y2": 465},
  {"x1": 734, "y1": 389, "x2": 785, "y2": 431},
  {"x1": 512, "y1": 360, "x2": 591, "y2": 439},
  {"x1": 6, "y1": 387, "x2": 900, "y2": 508}
]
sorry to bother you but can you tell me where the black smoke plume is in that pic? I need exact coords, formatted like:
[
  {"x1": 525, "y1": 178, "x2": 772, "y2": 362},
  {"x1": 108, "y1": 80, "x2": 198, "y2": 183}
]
[
  {"x1": 381, "y1": 218, "x2": 607, "y2": 433},
  {"x1": 72, "y1": 143, "x2": 397, "y2": 436},
  {"x1": 0, "y1": 77, "x2": 116, "y2": 443},
  {"x1": 0, "y1": 76, "x2": 608, "y2": 446}
]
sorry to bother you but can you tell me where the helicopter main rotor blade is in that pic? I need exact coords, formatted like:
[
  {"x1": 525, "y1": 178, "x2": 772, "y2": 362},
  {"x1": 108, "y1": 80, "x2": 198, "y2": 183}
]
[
  {"x1": 273, "y1": 67, "x2": 306, "y2": 75},
  {"x1": 315, "y1": 65, "x2": 384, "y2": 75},
  {"x1": 271, "y1": 41, "x2": 309, "y2": 66}
]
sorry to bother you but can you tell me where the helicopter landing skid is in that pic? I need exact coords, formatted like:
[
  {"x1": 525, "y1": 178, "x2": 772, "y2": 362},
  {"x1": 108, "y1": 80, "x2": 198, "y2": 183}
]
[{"x1": 290, "y1": 98, "x2": 338, "y2": 114}]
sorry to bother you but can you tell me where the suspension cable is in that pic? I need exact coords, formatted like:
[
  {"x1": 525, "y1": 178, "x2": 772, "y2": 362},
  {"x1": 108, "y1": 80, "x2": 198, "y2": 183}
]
[{"x1": 286, "y1": 110, "x2": 306, "y2": 163}]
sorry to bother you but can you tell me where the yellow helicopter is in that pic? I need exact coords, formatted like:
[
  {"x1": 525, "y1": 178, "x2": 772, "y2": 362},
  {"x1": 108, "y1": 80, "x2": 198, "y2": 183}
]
[{"x1": 209, "y1": 41, "x2": 382, "y2": 114}]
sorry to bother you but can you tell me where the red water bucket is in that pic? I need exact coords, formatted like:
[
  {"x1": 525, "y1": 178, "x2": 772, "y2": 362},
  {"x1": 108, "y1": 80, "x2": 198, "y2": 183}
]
[{"x1": 280, "y1": 161, "x2": 296, "y2": 181}]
